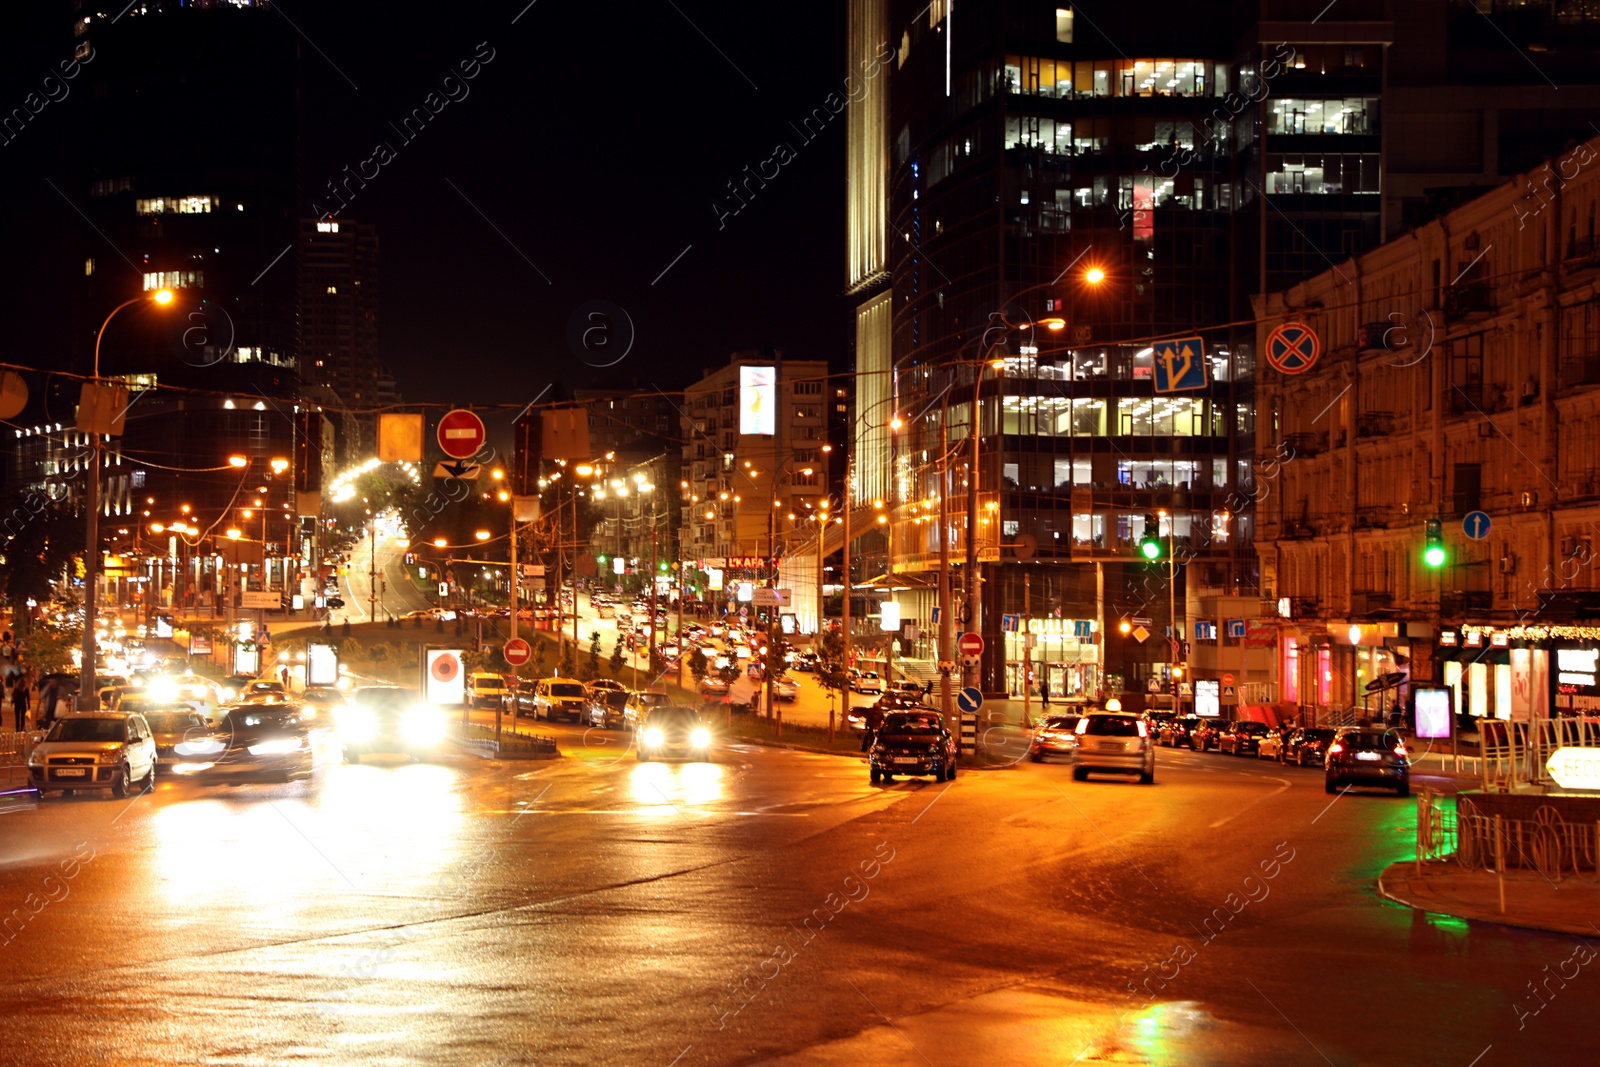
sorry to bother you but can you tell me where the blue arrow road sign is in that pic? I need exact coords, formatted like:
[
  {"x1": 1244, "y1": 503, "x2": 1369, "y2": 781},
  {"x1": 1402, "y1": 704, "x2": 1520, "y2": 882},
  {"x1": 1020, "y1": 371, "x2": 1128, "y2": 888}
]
[
  {"x1": 1227, "y1": 619, "x2": 1248, "y2": 638},
  {"x1": 1463, "y1": 511, "x2": 1492, "y2": 540},
  {"x1": 957, "y1": 687, "x2": 984, "y2": 713},
  {"x1": 1151, "y1": 336, "x2": 1209, "y2": 393}
]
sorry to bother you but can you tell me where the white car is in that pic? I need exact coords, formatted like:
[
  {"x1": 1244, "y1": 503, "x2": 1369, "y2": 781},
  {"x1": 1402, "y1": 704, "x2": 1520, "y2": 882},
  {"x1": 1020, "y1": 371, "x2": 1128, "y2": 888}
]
[
  {"x1": 774, "y1": 677, "x2": 800, "y2": 702},
  {"x1": 28, "y1": 712, "x2": 158, "y2": 798},
  {"x1": 852, "y1": 671, "x2": 885, "y2": 695}
]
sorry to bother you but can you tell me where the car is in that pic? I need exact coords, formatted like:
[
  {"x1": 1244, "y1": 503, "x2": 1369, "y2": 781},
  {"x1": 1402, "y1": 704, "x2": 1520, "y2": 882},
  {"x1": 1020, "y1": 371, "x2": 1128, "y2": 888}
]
[
  {"x1": 1325, "y1": 729, "x2": 1410, "y2": 795},
  {"x1": 1256, "y1": 728, "x2": 1289, "y2": 761},
  {"x1": 1028, "y1": 714, "x2": 1082, "y2": 762},
  {"x1": 1143, "y1": 711, "x2": 1178, "y2": 739},
  {"x1": 143, "y1": 707, "x2": 213, "y2": 765},
  {"x1": 1157, "y1": 715, "x2": 1201, "y2": 748},
  {"x1": 698, "y1": 676, "x2": 731, "y2": 699},
  {"x1": 149, "y1": 674, "x2": 221, "y2": 709},
  {"x1": 1072, "y1": 712, "x2": 1155, "y2": 783},
  {"x1": 587, "y1": 679, "x2": 628, "y2": 699},
  {"x1": 533, "y1": 678, "x2": 589, "y2": 723},
  {"x1": 869, "y1": 710, "x2": 958, "y2": 783},
  {"x1": 586, "y1": 689, "x2": 632, "y2": 730},
  {"x1": 297, "y1": 685, "x2": 347, "y2": 721},
  {"x1": 773, "y1": 677, "x2": 800, "y2": 702},
  {"x1": 336, "y1": 686, "x2": 447, "y2": 763},
  {"x1": 872, "y1": 692, "x2": 928, "y2": 713},
  {"x1": 505, "y1": 680, "x2": 538, "y2": 717},
  {"x1": 852, "y1": 671, "x2": 885, "y2": 695},
  {"x1": 177, "y1": 704, "x2": 315, "y2": 784},
  {"x1": 220, "y1": 674, "x2": 257, "y2": 702},
  {"x1": 1217, "y1": 720, "x2": 1271, "y2": 756},
  {"x1": 240, "y1": 680, "x2": 287, "y2": 703},
  {"x1": 623, "y1": 690, "x2": 671, "y2": 730},
  {"x1": 1189, "y1": 719, "x2": 1223, "y2": 751},
  {"x1": 467, "y1": 673, "x2": 511, "y2": 709},
  {"x1": 1282, "y1": 726, "x2": 1340, "y2": 767},
  {"x1": 635, "y1": 705, "x2": 713, "y2": 761},
  {"x1": 28, "y1": 712, "x2": 158, "y2": 798}
]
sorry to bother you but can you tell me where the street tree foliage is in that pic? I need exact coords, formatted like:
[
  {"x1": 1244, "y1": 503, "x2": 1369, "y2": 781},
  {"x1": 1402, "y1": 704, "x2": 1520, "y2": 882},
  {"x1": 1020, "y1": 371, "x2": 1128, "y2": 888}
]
[
  {"x1": 609, "y1": 638, "x2": 626, "y2": 675},
  {"x1": 818, "y1": 628, "x2": 850, "y2": 697},
  {"x1": 558, "y1": 637, "x2": 576, "y2": 677},
  {"x1": 0, "y1": 491, "x2": 76, "y2": 631},
  {"x1": 687, "y1": 647, "x2": 709, "y2": 684},
  {"x1": 582, "y1": 630, "x2": 601, "y2": 680}
]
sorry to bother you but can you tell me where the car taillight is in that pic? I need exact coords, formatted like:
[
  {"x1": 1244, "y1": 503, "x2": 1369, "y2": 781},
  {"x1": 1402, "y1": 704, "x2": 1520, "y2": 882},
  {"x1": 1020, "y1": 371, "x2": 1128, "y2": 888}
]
[
  {"x1": 1327, "y1": 743, "x2": 1344, "y2": 756},
  {"x1": 1393, "y1": 744, "x2": 1408, "y2": 758}
]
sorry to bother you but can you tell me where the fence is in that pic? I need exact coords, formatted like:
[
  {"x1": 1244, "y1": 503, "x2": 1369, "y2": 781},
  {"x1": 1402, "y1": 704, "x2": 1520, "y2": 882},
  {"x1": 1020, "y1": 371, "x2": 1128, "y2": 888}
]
[
  {"x1": 1415, "y1": 789, "x2": 1600, "y2": 912},
  {"x1": 450, "y1": 722, "x2": 558, "y2": 758}
]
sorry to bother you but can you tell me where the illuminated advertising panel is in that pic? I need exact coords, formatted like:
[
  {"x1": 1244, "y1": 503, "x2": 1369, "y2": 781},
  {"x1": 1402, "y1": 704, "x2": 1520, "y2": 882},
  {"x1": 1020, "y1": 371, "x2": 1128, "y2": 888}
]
[
  {"x1": 1414, "y1": 686, "x2": 1453, "y2": 740},
  {"x1": 739, "y1": 366, "x2": 776, "y2": 436}
]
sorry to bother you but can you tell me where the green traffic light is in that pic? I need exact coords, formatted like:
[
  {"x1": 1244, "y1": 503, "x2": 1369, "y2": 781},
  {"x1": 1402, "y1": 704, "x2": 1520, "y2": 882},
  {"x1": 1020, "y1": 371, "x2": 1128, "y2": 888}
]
[
  {"x1": 1424, "y1": 545, "x2": 1446, "y2": 568},
  {"x1": 1140, "y1": 539, "x2": 1161, "y2": 561},
  {"x1": 597, "y1": 555, "x2": 608, "y2": 564}
]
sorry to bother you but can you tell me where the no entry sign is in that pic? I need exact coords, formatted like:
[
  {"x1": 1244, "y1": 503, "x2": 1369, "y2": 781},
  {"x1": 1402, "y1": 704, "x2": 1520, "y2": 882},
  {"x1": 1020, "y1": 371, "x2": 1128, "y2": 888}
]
[
  {"x1": 437, "y1": 409, "x2": 487, "y2": 459},
  {"x1": 503, "y1": 637, "x2": 532, "y2": 667}
]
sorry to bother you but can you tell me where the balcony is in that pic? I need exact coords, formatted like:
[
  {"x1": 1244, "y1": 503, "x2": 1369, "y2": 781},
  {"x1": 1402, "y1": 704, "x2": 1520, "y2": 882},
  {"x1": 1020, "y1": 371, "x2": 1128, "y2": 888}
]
[
  {"x1": 1284, "y1": 430, "x2": 1328, "y2": 457},
  {"x1": 1350, "y1": 591, "x2": 1394, "y2": 615},
  {"x1": 1439, "y1": 591, "x2": 1492, "y2": 616},
  {"x1": 1280, "y1": 521, "x2": 1318, "y2": 540},
  {"x1": 1444, "y1": 284, "x2": 1497, "y2": 319},
  {"x1": 1356, "y1": 411, "x2": 1393, "y2": 438}
]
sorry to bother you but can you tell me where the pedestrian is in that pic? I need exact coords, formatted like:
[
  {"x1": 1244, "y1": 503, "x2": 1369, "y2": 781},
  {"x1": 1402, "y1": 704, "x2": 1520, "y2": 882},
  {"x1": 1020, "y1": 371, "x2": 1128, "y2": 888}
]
[
  {"x1": 10, "y1": 675, "x2": 28, "y2": 732},
  {"x1": 862, "y1": 702, "x2": 885, "y2": 753},
  {"x1": 1041, "y1": 680, "x2": 1050, "y2": 706},
  {"x1": 38, "y1": 677, "x2": 58, "y2": 728}
]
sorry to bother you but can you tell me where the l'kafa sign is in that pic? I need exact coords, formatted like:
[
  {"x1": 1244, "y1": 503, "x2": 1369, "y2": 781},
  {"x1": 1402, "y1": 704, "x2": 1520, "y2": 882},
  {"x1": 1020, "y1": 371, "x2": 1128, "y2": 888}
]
[{"x1": 722, "y1": 556, "x2": 770, "y2": 569}]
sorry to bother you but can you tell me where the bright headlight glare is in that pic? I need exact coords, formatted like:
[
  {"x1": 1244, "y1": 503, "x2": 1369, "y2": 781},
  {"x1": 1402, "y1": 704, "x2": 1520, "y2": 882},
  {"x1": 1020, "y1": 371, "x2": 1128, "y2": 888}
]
[
  {"x1": 174, "y1": 738, "x2": 226, "y2": 757},
  {"x1": 402, "y1": 706, "x2": 446, "y2": 746},
  {"x1": 690, "y1": 727, "x2": 711, "y2": 748},
  {"x1": 339, "y1": 706, "x2": 378, "y2": 742},
  {"x1": 642, "y1": 727, "x2": 665, "y2": 747},
  {"x1": 248, "y1": 738, "x2": 304, "y2": 756}
]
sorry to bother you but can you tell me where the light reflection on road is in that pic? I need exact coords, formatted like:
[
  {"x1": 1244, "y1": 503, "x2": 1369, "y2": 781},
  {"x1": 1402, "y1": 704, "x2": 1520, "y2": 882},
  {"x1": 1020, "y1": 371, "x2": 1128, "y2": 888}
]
[{"x1": 627, "y1": 760, "x2": 726, "y2": 813}]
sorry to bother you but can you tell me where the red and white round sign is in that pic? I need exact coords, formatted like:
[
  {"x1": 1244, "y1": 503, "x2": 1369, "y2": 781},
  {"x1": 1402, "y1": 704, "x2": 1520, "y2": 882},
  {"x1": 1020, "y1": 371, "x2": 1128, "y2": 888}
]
[
  {"x1": 503, "y1": 637, "x2": 532, "y2": 667},
  {"x1": 958, "y1": 632, "x2": 984, "y2": 657},
  {"x1": 430, "y1": 652, "x2": 461, "y2": 683},
  {"x1": 437, "y1": 409, "x2": 487, "y2": 459}
]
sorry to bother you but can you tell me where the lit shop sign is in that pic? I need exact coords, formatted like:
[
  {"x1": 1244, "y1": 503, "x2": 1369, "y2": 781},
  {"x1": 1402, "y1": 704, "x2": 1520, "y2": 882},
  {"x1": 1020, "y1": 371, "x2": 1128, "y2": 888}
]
[
  {"x1": 1025, "y1": 618, "x2": 1095, "y2": 636},
  {"x1": 1556, "y1": 647, "x2": 1600, "y2": 692},
  {"x1": 1438, "y1": 631, "x2": 1458, "y2": 647}
]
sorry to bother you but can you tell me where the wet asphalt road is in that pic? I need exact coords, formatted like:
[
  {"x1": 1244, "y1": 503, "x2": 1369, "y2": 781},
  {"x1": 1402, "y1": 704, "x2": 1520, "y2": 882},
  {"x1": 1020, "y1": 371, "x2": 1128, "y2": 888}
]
[{"x1": 0, "y1": 728, "x2": 1583, "y2": 1066}]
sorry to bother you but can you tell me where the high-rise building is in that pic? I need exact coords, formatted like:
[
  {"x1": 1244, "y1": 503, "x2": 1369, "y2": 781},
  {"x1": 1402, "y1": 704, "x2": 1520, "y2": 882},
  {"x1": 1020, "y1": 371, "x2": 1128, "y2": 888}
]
[
  {"x1": 300, "y1": 218, "x2": 380, "y2": 464},
  {"x1": 850, "y1": 0, "x2": 1600, "y2": 704}
]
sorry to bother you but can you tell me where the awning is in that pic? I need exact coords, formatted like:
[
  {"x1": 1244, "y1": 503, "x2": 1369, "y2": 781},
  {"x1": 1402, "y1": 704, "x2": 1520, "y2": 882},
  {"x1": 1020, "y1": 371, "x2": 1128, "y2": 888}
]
[{"x1": 1433, "y1": 646, "x2": 1511, "y2": 665}]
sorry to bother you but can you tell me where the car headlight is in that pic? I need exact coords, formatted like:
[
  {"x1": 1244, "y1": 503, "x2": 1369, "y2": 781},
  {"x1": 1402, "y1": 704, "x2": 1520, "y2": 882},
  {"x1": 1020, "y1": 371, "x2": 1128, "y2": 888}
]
[
  {"x1": 248, "y1": 738, "x2": 304, "y2": 756},
  {"x1": 98, "y1": 749, "x2": 126, "y2": 764},
  {"x1": 641, "y1": 727, "x2": 665, "y2": 747},
  {"x1": 220, "y1": 688, "x2": 237, "y2": 701},
  {"x1": 175, "y1": 738, "x2": 226, "y2": 757},
  {"x1": 690, "y1": 727, "x2": 711, "y2": 748},
  {"x1": 402, "y1": 705, "x2": 446, "y2": 746},
  {"x1": 338, "y1": 706, "x2": 379, "y2": 742}
]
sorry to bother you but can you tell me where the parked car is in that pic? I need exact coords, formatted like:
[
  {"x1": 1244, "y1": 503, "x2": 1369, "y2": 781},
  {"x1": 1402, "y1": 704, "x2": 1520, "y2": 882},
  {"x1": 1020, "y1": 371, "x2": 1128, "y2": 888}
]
[
  {"x1": 623, "y1": 690, "x2": 672, "y2": 730},
  {"x1": 586, "y1": 689, "x2": 632, "y2": 730},
  {"x1": 181, "y1": 703, "x2": 314, "y2": 784},
  {"x1": 28, "y1": 712, "x2": 158, "y2": 798},
  {"x1": 1217, "y1": 720, "x2": 1271, "y2": 756},
  {"x1": 239, "y1": 680, "x2": 287, "y2": 703},
  {"x1": 144, "y1": 707, "x2": 213, "y2": 765},
  {"x1": 636, "y1": 706, "x2": 713, "y2": 762},
  {"x1": 1157, "y1": 715, "x2": 1201, "y2": 748},
  {"x1": 773, "y1": 677, "x2": 800, "y2": 701},
  {"x1": 1256, "y1": 727, "x2": 1289, "y2": 761},
  {"x1": 869, "y1": 710, "x2": 958, "y2": 783},
  {"x1": 467, "y1": 673, "x2": 511, "y2": 709},
  {"x1": 1282, "y1": 726, "x2": 1340, "y2": 767},
  {"x1": 1073, "y1": 712, "x2": 1155, "y2": 784},
  {"x1": 1189, "y1": 719, "x2": 1223, "y2": 752},
  {"x1": 872, "y1": 692, "x2": 929, "y2": 713},
  {"x1": 698, "y1": 677, "x2": 731, "y2": 700},
  {"x1": 1028, "y1": 714, "x2": 1082, "y2": 762},
  {"x1": 336, "y1": 686, "x2": 446, "y2": 763},
  {"x1": 890, "y1": 679, "x2": 924, "y2": 697},
  {"x1": 532, "y1": 678, "x2": 589, "y2": 723},
  {"x1": 852, "y1": 671, "x2": 885, "y2": 695},
  {"x1": 1325, "y1": 728, "x2": 1411, "y2": 795}
]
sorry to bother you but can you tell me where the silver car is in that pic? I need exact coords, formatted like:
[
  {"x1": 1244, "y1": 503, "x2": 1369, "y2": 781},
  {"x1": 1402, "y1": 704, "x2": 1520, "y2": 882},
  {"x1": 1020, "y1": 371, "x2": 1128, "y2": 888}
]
[
  {"x1": 1072, "y1": 712, "x2": 1156, "y2": 784},
  {"x1": 28, "y1": 712, "x2": 159, "y2": 797}
]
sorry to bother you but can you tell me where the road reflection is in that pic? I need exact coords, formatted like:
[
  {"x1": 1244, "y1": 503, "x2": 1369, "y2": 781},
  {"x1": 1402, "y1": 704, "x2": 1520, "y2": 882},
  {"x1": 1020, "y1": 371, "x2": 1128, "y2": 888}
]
[{"x1": 627, "y1": 760, "x2": 725, "y2": 813}]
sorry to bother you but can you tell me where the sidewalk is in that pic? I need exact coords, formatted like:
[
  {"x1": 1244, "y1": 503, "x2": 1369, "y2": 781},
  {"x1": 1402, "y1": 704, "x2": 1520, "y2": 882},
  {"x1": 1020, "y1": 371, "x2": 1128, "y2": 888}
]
[{"x1": 1377, "y1": 861, "x2": 1600, "y2": 937}]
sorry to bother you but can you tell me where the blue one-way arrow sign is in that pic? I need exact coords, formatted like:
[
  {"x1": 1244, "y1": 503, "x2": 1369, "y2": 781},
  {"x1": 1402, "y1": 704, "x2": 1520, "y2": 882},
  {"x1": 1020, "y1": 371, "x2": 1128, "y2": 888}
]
[
  {"x1": 1152, "y1": 336, "x2": 1209, "y2": 393},
  {"x1": 1463, "y1": 510, "x2": 1492, "y2": 540}
]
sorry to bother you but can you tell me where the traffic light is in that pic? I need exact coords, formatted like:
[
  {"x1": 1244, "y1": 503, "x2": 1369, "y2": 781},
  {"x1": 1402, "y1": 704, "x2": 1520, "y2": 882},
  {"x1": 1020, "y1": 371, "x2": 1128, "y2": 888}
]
[
  {"x1": 1423, "y1": 519, "x2": 1446, "y2": 568},
  {"x1": 1139, "y1": 535, "x2": 1162, "y2": 561},
  {"x1": 597, "y1": 554, "x2": 608, "y2": 565}
]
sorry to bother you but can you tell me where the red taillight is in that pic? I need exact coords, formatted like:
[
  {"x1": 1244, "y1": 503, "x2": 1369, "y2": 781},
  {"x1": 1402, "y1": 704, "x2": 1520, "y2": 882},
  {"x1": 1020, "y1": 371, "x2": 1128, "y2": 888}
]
[
  {"x1": 1393, "y1": 744, "x2": 1408, "y2": 758},
  {"x1": 1328, "y1": 743, "x2": 1344, "y2": 756}
]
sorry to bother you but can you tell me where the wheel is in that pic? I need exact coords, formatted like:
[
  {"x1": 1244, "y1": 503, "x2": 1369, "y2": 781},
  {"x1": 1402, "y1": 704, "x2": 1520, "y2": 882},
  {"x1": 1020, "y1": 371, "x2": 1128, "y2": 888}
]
[
  {"x1": 141, "y1": 761, "x2": 156, "y2": 791},
  {"x1": 110, "y1": 763, "x2": 131, "y2": 799},
  {"x1": 1296, "y1": 750, "x2": 1307, "y2": 767},
  {"x1": 1029, "y1": 751, "x2": 1043, "y2": 763},
  {"x1": 948, "y1": 761, "x2": 957, "y2": 779},
  {"x1": 870, "y1": 767, "x2": 881, "y2": 783},
  {"x1": 1397, "y1": 781, "x2": 1410, "y2": 797},
  {"x1": 1325, "y1": 779, "x2": 1338, "y2": 794},
  {"x1": 935, "y1": 764, "x2": 948, "y2": 782},
  {"x1": 1072, "y1": 767, "x2": 1088, "y2": 782},
  {"x1": 1139, "y1": 771, "x2": 1154, "y2": 785},
  {"x1": 882, "y1": 773, "x2": 893, "y2": 781}
]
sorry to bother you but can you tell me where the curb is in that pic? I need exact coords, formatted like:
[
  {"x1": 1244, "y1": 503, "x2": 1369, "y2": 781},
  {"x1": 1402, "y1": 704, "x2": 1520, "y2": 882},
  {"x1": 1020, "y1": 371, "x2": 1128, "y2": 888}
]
[
  {"x1": 1375, "y1": 862, "x2": 1599, "y2": 937},
  {"x1": 726, "y1": 735, "x2": 863, "y2": 759}
]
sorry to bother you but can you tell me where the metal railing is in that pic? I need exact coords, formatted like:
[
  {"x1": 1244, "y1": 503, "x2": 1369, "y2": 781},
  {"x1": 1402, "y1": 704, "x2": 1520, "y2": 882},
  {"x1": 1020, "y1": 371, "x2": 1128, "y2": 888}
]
[
  {"x1": 1414, "y1": 789, "x2": 1600, "y2": 914},
  {"x1": 450, "y1": 722, "x2": 558, "y2": 757}
]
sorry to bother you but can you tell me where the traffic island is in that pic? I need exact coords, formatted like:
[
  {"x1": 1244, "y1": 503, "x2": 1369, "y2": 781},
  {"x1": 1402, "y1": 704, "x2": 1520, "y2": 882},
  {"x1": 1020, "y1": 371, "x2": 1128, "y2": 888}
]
[
  {"x1": 1377, "y1": 861, "x2": 1600, "y2": 937},
  {"x1": 451, "y1": 723, "x2": 559, "y2": 760}
]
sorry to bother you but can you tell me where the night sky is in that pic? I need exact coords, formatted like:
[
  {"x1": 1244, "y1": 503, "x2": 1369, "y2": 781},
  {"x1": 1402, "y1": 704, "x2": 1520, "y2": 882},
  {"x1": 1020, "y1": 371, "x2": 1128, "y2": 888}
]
[{"x1": 0, "y1": 1, "x2": 849, "y2": 421}]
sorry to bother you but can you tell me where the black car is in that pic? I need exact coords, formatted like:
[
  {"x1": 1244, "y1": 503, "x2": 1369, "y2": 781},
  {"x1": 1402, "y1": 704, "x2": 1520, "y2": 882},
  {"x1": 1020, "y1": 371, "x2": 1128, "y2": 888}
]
[
  {"x1": 1217, "y1": 720, "x2": 1271, "y2": 756},
  {"x1": 586, "y1": 689, "x2": 631, "y2": 730},
  {"x1": 1282, "y1": 726, "x2": 1340, "y2": 767},
  {"x1": 869, "y1": 710, "x2": 958, "y2": 783},
  {"x1": 337, "y1": 686, "x2": 447, "y2": 763},
  {"x1": 1189, "y1": 719, "x2": 1223, "y2": 751},
  {"x1": 1325, "y1": 729, "x2": 1410, "y2": 796},
  {"x1": 636, "y1": 706, "x2": 713, "y2": 761},
  {"x1": 1158, "y1": 715, "x2": 1201, "y2": 748},
  {"x1": 505, "y1": 681, "x2": 538, "y2": 718},
  {"x1": 183, "y1": 704, "x2": 313, "y2": 784}
]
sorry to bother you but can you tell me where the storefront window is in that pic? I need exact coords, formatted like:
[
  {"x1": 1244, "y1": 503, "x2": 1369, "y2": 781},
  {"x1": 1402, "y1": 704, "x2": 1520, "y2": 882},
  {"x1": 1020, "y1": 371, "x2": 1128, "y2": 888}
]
[{"x1": 1283, "y1": 638, "x2": 1299, "y2": 704}]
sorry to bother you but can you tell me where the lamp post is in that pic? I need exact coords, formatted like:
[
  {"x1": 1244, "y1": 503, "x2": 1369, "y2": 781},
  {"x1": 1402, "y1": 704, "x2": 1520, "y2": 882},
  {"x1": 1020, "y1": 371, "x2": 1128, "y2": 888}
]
[{"x1": 79, "y1": 289, "x2": 174, "y2": 709}]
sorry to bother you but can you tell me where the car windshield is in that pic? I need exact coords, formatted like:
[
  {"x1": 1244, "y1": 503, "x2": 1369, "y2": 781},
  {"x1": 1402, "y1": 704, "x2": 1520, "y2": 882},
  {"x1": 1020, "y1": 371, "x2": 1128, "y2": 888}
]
[
  {"x1": 883, "y1": 713, "x2": 942, "y2": 734},
  {"x1": 645, "y1": 707, "x2": 701, "y2": 727},
  {"x1": 1342, "y1": 731, "x2": 1397, "y2": 750},
  {"x1": 45, "y1": 719, "x2": 127, "y2": 743},
  {"x1": 550, "y1": 683, "x2": 586, "y2": 698},
  {"x1": 603, "y1": 692, "x2": 630, "y2": 708},
  {"x1": 301, "y1": 690, "x2": 341, "y2": 704},
  {"x1": 1302, "y1": 728, "x2": 1338, "y2": 741},
  {"x1": 1043, "y1": 716, "x2": 1079, "y2": 730},
  {"x1": 1238, "y1": 722, "x2": 1269, "y2": 734},
  {"x1": 637, "y1": 692, "x2": 669, "y2": 706},
  {"x1": 145, "y1": 712, "x2": 206, "y2": 733},
  {"x1": 219, "y1": 707, "x2": 304, "y2": 733},
  {"x1": 1081, "y1": 715, "x2": 1141, "y2": 737},
  {"x1": 248, "y1": 682, "x2": 282, "y2": 692}
]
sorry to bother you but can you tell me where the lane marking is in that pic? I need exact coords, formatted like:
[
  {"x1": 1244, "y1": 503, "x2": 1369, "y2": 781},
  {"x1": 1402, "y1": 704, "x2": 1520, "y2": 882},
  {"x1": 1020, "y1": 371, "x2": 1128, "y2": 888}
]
[{"x1": 1209, "y1": 777, "x2": 1292, "y2": 828}]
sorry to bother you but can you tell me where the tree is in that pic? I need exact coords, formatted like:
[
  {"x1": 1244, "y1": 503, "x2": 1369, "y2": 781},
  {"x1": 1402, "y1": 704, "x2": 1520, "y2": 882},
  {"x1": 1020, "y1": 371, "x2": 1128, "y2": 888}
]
[
  {"x1": 0, "y1": 491, "x2": 75, "y2": 632},
  {"x1": 687, "y1": 647, "x2": 708, "y2": 685},
  {"x1": 532, "y1": 639, "x2": 549, "y2": 678},
  {"x1": 582, "y1": 630, "x2": 602, "y2": 680},
  {"x1": 818, "y1": 628, "x2": 849, "y2": 700},
  {"x1": 609, "y1": 638, "x2": 626, "y2": 675},
  {"x1": 558, "y1": 637, "x2": 576, "y2": 677}
]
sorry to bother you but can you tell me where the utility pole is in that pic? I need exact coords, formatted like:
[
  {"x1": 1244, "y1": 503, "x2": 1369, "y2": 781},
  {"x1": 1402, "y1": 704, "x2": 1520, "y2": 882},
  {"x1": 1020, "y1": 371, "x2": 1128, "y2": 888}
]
[
  {"x1": 937, "y1": 417, "x2": 954, "y2": 721},
  {"x1": 368, "y1": 520, "x2": 377, "y2": 623},
  {"x1": 1023, "y1": 570, "x2": 1032, "y2": 725},
  {"x1": 647, "y1": 490, "x2": 659, "y2": 680},
  {"x1": 842, "y1": 453, "x2": 852, "y2": 672},
  {"x1": 963, "y1": 365, "x2": 985, "y2": 694}
]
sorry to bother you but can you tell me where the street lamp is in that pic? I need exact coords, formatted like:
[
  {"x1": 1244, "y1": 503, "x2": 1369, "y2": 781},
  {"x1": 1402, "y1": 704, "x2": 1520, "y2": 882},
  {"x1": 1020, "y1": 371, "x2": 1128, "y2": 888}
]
[{"x1": 79, "y1": 288, "x2": 176, "y2": 708}]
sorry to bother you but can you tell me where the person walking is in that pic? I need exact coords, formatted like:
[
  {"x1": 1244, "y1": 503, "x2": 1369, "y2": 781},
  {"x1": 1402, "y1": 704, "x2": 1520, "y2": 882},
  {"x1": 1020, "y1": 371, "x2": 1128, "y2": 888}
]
[
  {"x1": 10, "y1": 675, "x2": 28, "y2": 732},
  {"x1": 37, "y1": 677, "x2": 58, "y2": 728},
  {"x1": 861, "y1": 702, "x2": 885, "y2": 753}
]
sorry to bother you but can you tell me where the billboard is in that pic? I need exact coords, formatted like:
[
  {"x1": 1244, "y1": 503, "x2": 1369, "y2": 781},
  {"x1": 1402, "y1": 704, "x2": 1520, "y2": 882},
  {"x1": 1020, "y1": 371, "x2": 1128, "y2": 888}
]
[
  {"x1": 738, "y1": 365, "x2": 776, "y2": 436},
  {"x1": 307, "y1": 642, "x2": 339, "y2": 687},
  {"x1": 1414, "y1": 686, "x2": 1453, "y2": 740},
  {"x1": 425, "y1": 649, "x2": 466, "y2": 706}
]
